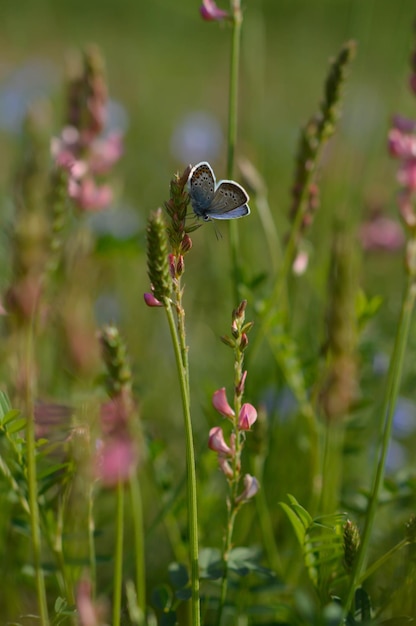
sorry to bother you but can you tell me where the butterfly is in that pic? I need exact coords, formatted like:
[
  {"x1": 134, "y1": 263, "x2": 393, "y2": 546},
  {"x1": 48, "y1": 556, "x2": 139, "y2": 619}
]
[{"x1": 187, "y1": 161, "x2": 250, "y2": 221}]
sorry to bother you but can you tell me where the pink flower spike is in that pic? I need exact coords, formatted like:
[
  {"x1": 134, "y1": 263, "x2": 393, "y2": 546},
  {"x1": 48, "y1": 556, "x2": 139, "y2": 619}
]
[
  {"x1": 200, "y1": 0, "x2": 229, "y2": 21},
  {"x1": 71, "y1": 178, "x2": 113, "y2": 211},
  {"x1": 89, "y1": 132, "x2": 124, "y2": 175},
  {"x1": 95, "y1": 436, "x2": 137, "y2": 487},
  {"x1": 235, "y1": 474, "x2": 260, "y2": 503},
  {"x1": 143, "y1": 292, "x2": 164, "y2": 307},
  {"x1": 212, "y1": 387, "x2": 235, "y2": 418},
  {"x1": 208, "y1": 426, "x2": 233, "y2": 455},
  {"x1": 238, "y1": 403, "x2": 257, "y2": 431}
]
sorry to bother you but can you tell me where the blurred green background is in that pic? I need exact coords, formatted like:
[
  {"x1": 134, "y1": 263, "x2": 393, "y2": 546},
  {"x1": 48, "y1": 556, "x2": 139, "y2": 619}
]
[{"x1": 1, "y1": 0, "x2": 416, "y2": 615}]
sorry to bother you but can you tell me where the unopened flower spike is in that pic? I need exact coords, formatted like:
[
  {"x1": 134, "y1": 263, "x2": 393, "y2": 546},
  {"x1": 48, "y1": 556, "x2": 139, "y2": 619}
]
[
  {"x1": 164, "y1": 165, "x2": 196, "y2": 254},
  {"x1": 98, "y1": 324, "x2": 132, "y2": 397},
  {"x1": 145, "y1": 209, "x2": 172, "y2": 303},
  {"x1": 343, "y1": 519, "x2": 360, "y2": 572},
  {"x1": 289, "y1": 40, "x2": 356, "y2": 246}
]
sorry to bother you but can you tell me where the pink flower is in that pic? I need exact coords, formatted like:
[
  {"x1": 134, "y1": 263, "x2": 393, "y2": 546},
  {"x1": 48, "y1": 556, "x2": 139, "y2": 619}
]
[
  {"x1": 360, "y1": 215, "x2": 404, "y2": 251},
  {"x1": 208, "y1": 426, "x2": 233, "y2": 455},
  {"x1": 212, "y1": 387, "x2": 235, "y2": 418},
  {"x1": 388, "y1": 127, "x2": 416, "y2": 159},
  {"x1": 218, "y1": 455, "x2": 233, "y2": 478},
  {"x1": 69, "y1": 178, "x2": 113, "y2": 211},
  {"x1": 200, "y1": 0, "x2": 229, "y2": 21},
  {"x1": 89, "y1": 132, "x2": 124, "y2": 175},
  {"x1": 143, "y1": 292, "x2": 164, "y2": 307},
  {"x1": 397, "y1": 159, "x2": 416, "y2": 190},
  {"x1": 235, "y1": 474, "x2": 260, "y2": 503},
  {"x1": 95, "y1": 436, "x2": 137, "y2": 487},
  {"x1": 76, "y1": 578, "x2": 108, "y2": 626},
  {"x1": 292, "y1": 250, "x2": 309, "y2": 275},
  {"x1": 238, "y1": 403, "x2": 257, "y2": 431}
]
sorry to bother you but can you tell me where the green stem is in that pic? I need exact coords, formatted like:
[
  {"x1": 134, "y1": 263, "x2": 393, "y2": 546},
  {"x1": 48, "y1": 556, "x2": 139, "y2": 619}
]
[
  {"x1": 217, "y1": 507, "x2": 238, "y2": 626},
  {"x1": 343, "y1": 272, "x2": 416, "y2": 617},
  {"x1": 130, "y1": 472, "x2": 146, "y2": 623},
  {"x1": 227, "y1": 0, "x2": 243, "y2": 304},
  {"x1": 164, "y1": 299, "x2": 200, "y2": 626},
  {"x1": 358, "y1": 538, "x2": 408, "y2": 585},
  {"x1": 88, "y1": 483, "x2": 96, "y2": 598},
  {"x1": 113, "y1": 480, "x2": 125, "y2": 626},
  {"x1": 24, "y1": 328, "x2": 49, "y2": 625},
  {"x1": 319, "y1": 419, "x2": 344, "y2": 515}
]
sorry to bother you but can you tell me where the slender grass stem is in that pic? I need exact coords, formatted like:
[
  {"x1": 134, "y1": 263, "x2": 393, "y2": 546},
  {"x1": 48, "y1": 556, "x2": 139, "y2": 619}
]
[
  {"x1": 227, "y1": 0, "x2": 243, "y2": 303},
  {"x1": 24, "y1": 327, "x2": 50, "y2": 625},
  {"x1": 113, "y1": 480, "x2": 125, "y2": 626},
  {"x1": 130, "y1": 472, "x2": 146, "y2": 623},
  {"x1": 319, "y1": 420, "x2": 344, "y2": 515},
  {"x1": 164, "y1": 298, "x2": 200, "y2": 626},
  {"x1": 88, "y1": 483, "x2": 96, "y2": 598},
  {"x1": 343, "y1": 272, "x2": 416, "y2": 618},
  {"x1": 358, "y1": 538, "x2": 408, "y2": 585}
]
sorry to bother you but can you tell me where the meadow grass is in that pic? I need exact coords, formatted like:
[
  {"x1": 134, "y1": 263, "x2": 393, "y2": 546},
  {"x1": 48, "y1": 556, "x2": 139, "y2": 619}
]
[{"x1": 1, "y1": 1, "x2": 416, "y2": 624}]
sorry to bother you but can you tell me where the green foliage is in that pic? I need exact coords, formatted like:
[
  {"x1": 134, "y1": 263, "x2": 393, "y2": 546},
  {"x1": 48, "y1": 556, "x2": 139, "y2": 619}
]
[{"x1": 281, "y1": 495, "x2": 348, "y2": 601}]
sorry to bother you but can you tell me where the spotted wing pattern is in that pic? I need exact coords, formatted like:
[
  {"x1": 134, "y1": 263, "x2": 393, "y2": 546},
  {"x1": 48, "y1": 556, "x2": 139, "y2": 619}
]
[
  {"x1": 188, "y1": 162, "x2": 216, "y2": 217},
  {"x1": 209, "y1": 181, "x2": 250, "y2": 219}
]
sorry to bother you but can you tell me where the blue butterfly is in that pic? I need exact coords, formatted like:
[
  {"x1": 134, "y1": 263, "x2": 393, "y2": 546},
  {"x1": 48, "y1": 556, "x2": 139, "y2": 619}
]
[{"x1": 188, "y1": 161, "x2": 250, "y2": 221}]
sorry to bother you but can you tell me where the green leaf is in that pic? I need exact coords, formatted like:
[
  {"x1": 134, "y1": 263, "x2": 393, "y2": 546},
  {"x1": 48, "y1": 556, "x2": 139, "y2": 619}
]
[
  {"x1": 37, "y1": 463, "x2": 68, "y2": 481},
  {"x1": 266, "y1": 310, "x2": 310, "y2": 412},
  {"x1": 354, "y1": 587, "x2": 372, "y2": 620},
  {"x1": 199, "y1": 547, "x2": 223, "y2": 580},
  {"x1": 175, "y1": 588, "x2": 192, "y2": 601},
  {"x1": 6, "y1": 418, "x2": 27, "y2": 434},
  {"x1": 1, "y1": 409, "x2": 21, "y2": 426},
  {"x1": 0, "y1": 391, "x2": 12, "y2": 418},
  {"x1": 168, "y1": 562, "x2": 189, "y2": 590},
  {"x1": 280, "y1": 502, "x2": 307, "y2": 546},
  {"x1": 151, "y1": 585, "x2": 172, "y2": 611}
]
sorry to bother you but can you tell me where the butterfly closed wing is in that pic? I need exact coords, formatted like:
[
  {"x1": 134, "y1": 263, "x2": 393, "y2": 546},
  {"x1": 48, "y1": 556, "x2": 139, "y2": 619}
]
[{"x1": 188, "y1": 161, "x2": 250, "y2": 221}]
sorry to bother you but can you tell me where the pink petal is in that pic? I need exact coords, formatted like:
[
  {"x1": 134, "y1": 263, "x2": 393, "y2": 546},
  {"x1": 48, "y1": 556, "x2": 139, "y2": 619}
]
[
  {"x1": 218, "y1": 455, "x2": 233, "y2": 478},
  {"x1": 208, "y1": 426, "x2": 233, "y2": 455},
  {"x1": 238, "y1": 403, "x2": 257, "y2": 431},
  {"x1": 95, "y1": 436, "x2": 137, "y2": 487},
  {"x1": 89, "y1": 132, "x2": 124, "y2": 175},
  {"x1": 200, "y1": 0, "x2": 229, "y2": 21},
  {"x1": 143, "y1": 292, "x2": 164, "y2": 307},
  {"x1": 212, "y1": 388, "x2": 235, "y2": 418}
]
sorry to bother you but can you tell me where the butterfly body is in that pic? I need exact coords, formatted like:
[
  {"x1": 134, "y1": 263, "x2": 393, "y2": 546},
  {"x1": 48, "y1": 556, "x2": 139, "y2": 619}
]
[{"x1": 188, "y1": 161, "x2": 250, "y2": 221}]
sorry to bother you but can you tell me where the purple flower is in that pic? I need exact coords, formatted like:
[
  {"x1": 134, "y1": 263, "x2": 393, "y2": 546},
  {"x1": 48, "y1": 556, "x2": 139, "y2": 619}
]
[
  {"x1": 238, "y1": 403, "x2": 258, "y2": 431},
  {"x1": 212, "y1": 387, "x2": 235, "y2": 418},
  {"x1": 143, "y1": 292, "x2": 164, "y2": 307},
  {"x1": 235, "y1": 474, "x2": 260, "y2": 503},
  {"x1": 200, "y1": 0, "x2": 229, "y2": 21}
]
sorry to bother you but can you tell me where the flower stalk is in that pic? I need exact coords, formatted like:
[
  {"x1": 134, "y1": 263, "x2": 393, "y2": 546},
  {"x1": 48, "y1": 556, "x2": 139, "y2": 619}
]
[
  {"x1": 209, "y1": 301, "x2": 259, "y2": 626},
  {"x1": 145, "y1": 169, "x2": 201, "y2": 626}
]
